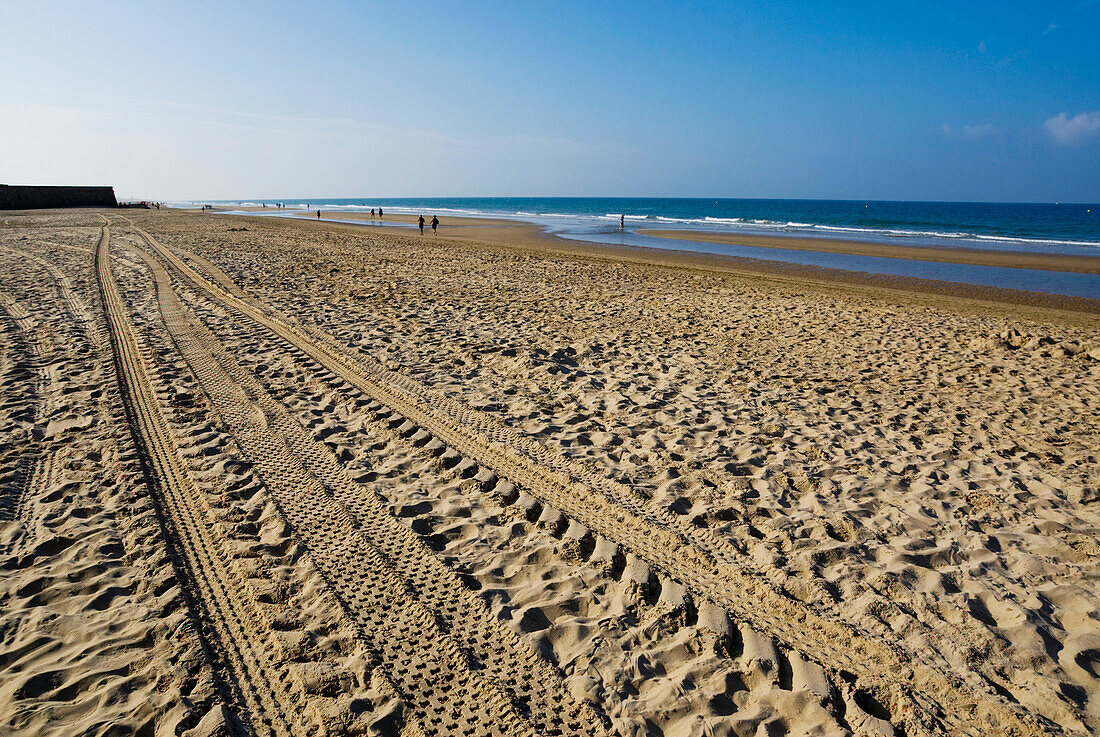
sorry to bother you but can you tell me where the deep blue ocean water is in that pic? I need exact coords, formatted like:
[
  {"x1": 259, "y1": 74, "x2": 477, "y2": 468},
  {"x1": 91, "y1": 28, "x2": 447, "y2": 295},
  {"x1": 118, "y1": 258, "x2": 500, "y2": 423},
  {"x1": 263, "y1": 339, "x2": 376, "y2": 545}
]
[{"x1": 174, "y1": 197, "x2": 1100, "y2": 298}]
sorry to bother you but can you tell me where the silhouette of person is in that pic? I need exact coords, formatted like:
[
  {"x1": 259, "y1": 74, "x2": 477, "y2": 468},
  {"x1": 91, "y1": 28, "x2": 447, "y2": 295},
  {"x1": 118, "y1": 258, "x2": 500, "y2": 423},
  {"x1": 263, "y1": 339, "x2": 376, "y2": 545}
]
[
  {"x1": 431, "y1": 216, "x2": 439, "y2": 234},
  {"x1": 378, "y1": 207, "x2": 383, "y2": 219},
  {"x1": 418, "y1": 215, "x2": 425, "y2": 235},
  {"x1": 620, "y1": 214, "x2": 624, "y2": 230},
  {"x1": 317, "y1": 209, "x2": 321, "y2": 220},
  {"x1": 371, "y1": 208, "x2": 375, "y2": 219}
]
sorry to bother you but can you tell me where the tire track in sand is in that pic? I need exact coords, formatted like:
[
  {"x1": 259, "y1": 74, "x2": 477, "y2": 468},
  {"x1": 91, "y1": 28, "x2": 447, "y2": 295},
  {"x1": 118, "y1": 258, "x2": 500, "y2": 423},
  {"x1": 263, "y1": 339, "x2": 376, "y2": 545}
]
[
  {"x1": 0, "y1": 244, "x2": 101, "y2": 557},
  {"x1": 126, "y1": 227, "x2": 611, "y2": 736},
  {"x1": 97, "y1": 222, "x2": 327, "y2": 736},
  {"x1": 2, "y1": 245, "x2": 98, "y2": 337},
  {"x1": 179, "y1": 286, "x2": 871, "y2": 735},
  {"x1": 0, "y1": 290, "x2": 55, "y2": 549},
  {"x1": 129, "y1": 219, "x2": 1055, "y2": 737}
]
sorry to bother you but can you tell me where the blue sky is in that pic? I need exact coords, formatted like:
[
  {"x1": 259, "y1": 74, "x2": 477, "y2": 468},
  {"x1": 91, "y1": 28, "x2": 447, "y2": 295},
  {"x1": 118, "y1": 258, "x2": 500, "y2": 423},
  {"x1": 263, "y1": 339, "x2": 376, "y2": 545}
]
[{"x1": 2, "y1": 0, "x2": 1098, "y2": 201}]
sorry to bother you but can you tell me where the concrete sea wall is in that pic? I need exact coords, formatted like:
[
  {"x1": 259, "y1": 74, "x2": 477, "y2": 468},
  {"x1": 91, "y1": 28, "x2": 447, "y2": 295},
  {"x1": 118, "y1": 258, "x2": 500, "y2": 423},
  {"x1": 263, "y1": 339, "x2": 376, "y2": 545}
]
[{"x1": 0, "y1": 185, "x2": 118, "y2": 210}]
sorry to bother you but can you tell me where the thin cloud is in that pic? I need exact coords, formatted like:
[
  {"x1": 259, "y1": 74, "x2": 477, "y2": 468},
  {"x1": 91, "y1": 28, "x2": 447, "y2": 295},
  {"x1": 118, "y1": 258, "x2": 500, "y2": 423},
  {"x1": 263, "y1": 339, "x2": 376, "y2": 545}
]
[
  {"x1": 977, "y1": 40, "x2": 987, "y2": 55},
  {"x1": 1042, "y1": 22, "x2": 1059, "y2": 35},
  {"x1": 940, "y1": 123, "x2": 997, "y2": 139},
  {"x1": 995, "y1": 48, "x2": 1031, "y2": 69},
  {"x1": 1044, "y1": 111, "x2": 1100, "y2": 144},
  {"x1": 963, "y1": 123, "x2": 996, "y2": 139}
]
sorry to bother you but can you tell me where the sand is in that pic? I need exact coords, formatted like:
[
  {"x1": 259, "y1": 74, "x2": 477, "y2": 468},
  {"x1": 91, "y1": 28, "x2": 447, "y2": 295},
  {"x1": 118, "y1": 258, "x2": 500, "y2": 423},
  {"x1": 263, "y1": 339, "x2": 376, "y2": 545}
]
[{"x1": 1, "y1": 208, "x2": 1098, "y2": 737}]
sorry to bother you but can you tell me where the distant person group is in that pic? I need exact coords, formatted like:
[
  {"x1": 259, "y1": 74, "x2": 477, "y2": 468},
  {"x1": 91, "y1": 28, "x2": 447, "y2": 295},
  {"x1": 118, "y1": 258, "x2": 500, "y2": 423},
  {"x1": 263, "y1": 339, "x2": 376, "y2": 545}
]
[{"x1": 418, "y1": 215, "x2": 439, "y2": 234}]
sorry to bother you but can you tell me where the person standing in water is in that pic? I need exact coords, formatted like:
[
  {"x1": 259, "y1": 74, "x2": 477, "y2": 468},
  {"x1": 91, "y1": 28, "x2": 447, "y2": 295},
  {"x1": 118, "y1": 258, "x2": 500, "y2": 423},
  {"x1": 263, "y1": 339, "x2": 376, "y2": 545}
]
[
  {"x1": 378, "y1": 207, "x2": 383, "y2": 219},
  {"x1": 620, "y1": 214, "x2": 625, "y2": 230},
  {"x1": 371, "y1": 208, "x2": 375, "y2": 219},
  {"x1": 431, "y1": 215, "x2": 439, "y2": 234},
  {"x1": 418, "y1": 215, "x2": 425, "y2": 234}
]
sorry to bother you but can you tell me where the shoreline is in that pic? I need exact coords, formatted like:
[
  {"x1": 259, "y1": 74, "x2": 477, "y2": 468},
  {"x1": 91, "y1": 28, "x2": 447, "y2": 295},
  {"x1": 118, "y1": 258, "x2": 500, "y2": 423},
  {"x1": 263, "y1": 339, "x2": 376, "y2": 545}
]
[
  {"x1": 639, "y1": 228, "x2": 1100, "y2": 274},
  {"x1": 217, "y1": 209, "x2": 1100, "y2": 317}
]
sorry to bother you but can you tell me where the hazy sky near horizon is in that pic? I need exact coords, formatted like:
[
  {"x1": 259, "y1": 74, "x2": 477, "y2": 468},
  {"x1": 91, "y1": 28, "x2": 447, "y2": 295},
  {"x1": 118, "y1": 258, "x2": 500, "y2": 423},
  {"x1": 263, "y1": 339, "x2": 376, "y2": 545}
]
[{"x1": 3, "y1": 0, "x2": 1099, "y2": 202}]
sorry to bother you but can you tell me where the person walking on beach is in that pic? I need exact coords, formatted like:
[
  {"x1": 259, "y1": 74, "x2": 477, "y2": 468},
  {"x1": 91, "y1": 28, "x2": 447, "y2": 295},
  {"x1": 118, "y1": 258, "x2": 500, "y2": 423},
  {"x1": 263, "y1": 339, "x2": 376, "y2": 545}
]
[
  {"x1": 378, "y1": 207, "x2": 383, "y2": 219},
  {"x1": 431, "y1": 215, "x2": 439, "y2": 234},
  {"x1": 317, "y1": 209, "x2": 321, "y2": 220},
  {"x1": 371, "y1": 208, "x2": 375, "y2": 219},
  {"x1": 418, "y1": 215, "x2": 425, "y2": 235}
]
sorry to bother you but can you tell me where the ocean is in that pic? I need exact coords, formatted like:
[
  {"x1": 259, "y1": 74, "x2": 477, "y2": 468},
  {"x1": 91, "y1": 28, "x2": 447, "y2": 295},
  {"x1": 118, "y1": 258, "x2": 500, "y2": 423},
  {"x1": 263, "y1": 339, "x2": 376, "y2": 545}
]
[{"x1": 174, "y1": 197, "x2": 1100, "y2": 298}]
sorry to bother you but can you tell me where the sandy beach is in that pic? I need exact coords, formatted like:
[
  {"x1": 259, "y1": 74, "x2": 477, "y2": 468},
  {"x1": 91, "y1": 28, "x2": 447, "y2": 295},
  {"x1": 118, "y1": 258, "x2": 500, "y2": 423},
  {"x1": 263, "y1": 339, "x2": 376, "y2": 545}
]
[{"x1": 2, "y1": 207, "x2": 1098, "y2": 737}]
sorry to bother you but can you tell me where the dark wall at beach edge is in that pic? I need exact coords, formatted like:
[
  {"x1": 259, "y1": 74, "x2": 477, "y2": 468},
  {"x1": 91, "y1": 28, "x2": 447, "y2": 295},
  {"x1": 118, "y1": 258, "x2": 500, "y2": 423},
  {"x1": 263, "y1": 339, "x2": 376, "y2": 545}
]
[{"x1": 0, "y1": 185, "x2": 118, "y2": 210}]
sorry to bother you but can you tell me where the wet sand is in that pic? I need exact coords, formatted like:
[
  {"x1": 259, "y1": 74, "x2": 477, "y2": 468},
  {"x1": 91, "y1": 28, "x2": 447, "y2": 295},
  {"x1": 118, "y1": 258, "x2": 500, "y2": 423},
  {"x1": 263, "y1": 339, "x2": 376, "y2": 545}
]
[{"x1": 640, "y1": 228, "x2": 1100, "y2": 274}]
